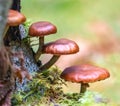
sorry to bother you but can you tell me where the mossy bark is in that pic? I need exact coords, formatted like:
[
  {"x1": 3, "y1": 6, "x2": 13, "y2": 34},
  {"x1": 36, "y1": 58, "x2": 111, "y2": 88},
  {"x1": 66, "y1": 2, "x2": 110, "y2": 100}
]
[{"x1": 5, "y1": 0, "x2": 40, "y2": 92}]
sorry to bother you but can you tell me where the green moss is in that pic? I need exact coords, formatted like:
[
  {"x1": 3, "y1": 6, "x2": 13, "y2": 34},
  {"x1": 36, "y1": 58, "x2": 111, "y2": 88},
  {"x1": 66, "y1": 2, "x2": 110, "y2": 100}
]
[{"x1": 12, "y1": 66, "x2": 116, "y2": 106}]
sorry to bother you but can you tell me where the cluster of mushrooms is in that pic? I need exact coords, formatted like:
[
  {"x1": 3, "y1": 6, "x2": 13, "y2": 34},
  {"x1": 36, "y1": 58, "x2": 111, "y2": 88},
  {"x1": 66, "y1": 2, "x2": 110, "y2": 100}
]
[
  {"x1": 27, "y1": 13, "x2": 110, "y2": 95},
  {"x1": 9, "y1": 9, "x2": 110, "y2": 93},
  {"x1": 28, "y1": 21, "x2": 80, "y2": 71},
  {"x1": 1, "y1": 8, "x2": 110, "y2": 105}
]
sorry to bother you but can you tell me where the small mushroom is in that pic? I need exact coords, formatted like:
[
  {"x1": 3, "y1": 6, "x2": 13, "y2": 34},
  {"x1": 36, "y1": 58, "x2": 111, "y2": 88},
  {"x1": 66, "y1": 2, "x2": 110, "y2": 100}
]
[
  {"x1": 60, "y1": 64, "x2": 110, "y2": 95},
  {"x1": 7, "y1": 10, "x2": 26, "y2": 26},
  {"x1": 28, "y1": 21, "x2": 57, "y2": 61},
  {"x1": 39, "y1": 38, "x2": 79, "y2": 71},
  {"x1": 3, "y1": 9, "x2": 26, "y2": 37}
]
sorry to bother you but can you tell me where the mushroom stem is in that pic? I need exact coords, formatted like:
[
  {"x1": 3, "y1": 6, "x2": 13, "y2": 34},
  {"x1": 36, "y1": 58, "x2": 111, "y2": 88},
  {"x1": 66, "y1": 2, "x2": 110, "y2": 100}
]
[
  {"x1": 35, "y1": 37, "x2": 44, "y2": 61},
  {"x1": 80, "y1": 83, "x2": 89, "y2": 94},
  {"x1": 3, "y1": 25, "x2": 9, "y2": 38},
  {"x1": 39, "y1": 55, "x2": 60, "y2": 72}
]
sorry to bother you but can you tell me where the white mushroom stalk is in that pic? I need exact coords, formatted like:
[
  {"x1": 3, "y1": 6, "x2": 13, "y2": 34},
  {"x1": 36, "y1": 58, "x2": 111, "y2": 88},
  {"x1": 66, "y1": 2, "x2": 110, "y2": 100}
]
[{"x1": 35, "y1": 36, "x2": 44, "y2": 61}]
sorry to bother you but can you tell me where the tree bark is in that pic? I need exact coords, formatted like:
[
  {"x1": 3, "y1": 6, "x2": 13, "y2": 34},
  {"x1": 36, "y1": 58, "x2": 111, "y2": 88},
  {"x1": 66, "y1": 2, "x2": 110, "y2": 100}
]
[
  {"x1": 6, "y1": 0, "x2": 40, "y2": 92},
  {"x1": 0, "y1": 0, "x2": 12, "y2": 46},
  {"x1": 4, "y1": 0, "x2": 21, "y2": 46},
  {"x1": 0, "y1": 1, "x2": 40, "y2": 105},
  {"x1": 0, "y1": 1, "x2": 14, "y2": 106},
  {"x1": 11, "y1": 0, "x2": 21, "y2": 12}
]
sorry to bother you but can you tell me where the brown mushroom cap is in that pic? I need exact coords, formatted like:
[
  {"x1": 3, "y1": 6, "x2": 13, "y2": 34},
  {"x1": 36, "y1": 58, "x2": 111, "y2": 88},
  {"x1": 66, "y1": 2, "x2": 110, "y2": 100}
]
[
  {"x1": 7, "y1": 10, "x2": 26, "y2": 26},
  {"x1": 28, "y1": 21, "x2": 57, "y2": 37},
  {"x1": 42, "y1": 38, "x2": 79, "y2": 55},
  {"x1": 60, "y1": 64, "x2": 110, "y2": 83}
]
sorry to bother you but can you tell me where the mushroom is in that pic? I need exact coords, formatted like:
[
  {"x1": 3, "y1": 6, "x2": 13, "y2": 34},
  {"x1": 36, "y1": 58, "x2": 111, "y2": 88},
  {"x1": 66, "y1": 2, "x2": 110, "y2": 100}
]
[
  {"x1": 60, "y1": 64, "x2": 110, "y2": 95},
  {"x1": 3, "y1": 9, "x2": 26, "y2": 37},
  {"x1": 39, "y1": 38, "x2": 79, "y2": 71},
  {"x1": 28, "y1": 21, "x2": 57, "y2": 61}
]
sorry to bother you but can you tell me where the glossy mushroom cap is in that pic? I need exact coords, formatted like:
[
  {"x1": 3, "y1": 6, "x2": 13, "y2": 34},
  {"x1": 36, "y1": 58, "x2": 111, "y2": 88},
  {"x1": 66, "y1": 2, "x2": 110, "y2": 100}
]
[
  {"x1": 60, "y1": 64, "x2": 110, "y2": 83},
  {"x1": 7, "y1": 10, "x2": 26, "y2": 26},
  {"x1": 28, "y1": 21, "x2": 57, "y2": 37},
  {"x1": 42, "y1": 38, "x2": 79, "y2": 55}
]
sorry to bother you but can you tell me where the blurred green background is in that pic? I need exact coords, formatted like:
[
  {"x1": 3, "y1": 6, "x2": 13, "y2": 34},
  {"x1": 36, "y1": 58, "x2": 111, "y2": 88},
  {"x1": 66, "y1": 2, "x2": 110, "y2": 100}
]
[{"x1": 21, "y1": 0, "x2": 120, "y2": 105}]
